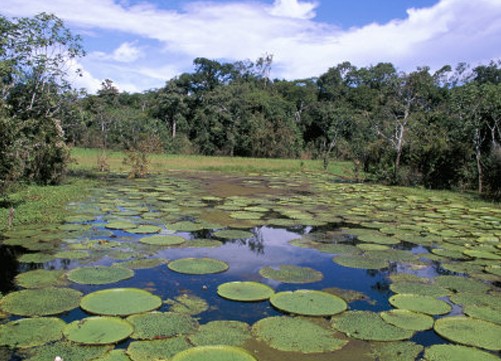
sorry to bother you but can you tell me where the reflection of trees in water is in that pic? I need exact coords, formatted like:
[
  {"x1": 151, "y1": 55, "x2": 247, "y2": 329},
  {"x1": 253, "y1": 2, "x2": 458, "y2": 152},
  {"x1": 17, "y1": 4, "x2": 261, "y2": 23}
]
[{"x1": 0, "y1": 245, "x2": 19, "y2": 294}]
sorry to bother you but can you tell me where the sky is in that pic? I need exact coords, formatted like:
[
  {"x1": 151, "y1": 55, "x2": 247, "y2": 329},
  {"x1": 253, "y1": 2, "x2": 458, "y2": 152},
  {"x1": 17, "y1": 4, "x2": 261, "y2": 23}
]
[{"x1": 2, "y1": 0, "x2": 501, "y2": 93}]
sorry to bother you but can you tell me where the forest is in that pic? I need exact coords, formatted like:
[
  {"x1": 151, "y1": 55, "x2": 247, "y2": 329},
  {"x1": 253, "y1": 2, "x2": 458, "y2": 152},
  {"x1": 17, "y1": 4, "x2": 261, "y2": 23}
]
[{"x1": 1, "y1": 13, "x2": 501, "y2": 199}]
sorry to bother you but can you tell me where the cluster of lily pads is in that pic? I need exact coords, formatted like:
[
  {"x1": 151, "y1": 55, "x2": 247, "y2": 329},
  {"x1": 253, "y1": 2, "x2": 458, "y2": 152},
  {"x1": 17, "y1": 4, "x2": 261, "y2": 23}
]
[{"x1": 0, "y1": 172, "x2": 500, "y2": 360}]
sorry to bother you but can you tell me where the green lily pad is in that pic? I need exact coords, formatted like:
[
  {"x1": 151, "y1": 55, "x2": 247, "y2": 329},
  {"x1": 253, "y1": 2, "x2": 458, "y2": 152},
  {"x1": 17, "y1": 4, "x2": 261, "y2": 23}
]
[
  {"x1": 371, "y1": 341, "x2": 424, "y2": 361},
  {"x1": 127, "y1": 225, "x2": 162, "y2": 234},
  {"x1": 20, "y1": 341, "x2": 111, "y2": 361},
  {"x1": 165, "y1": 294, "x2": 209, "y2": 315},
  {"x1": 434, "y1": 316, "x2": 501, "y2": 351},
  {"x1": 18, "y1": 253, "x2": 55, "y2": 263},
  {"x1": 357, "y1": 233, "x2": 401, "y2": 245},
  {"x1": 213, "y1": 230, "x2": 254, "y2": 239},
  {"x1": 15, "y1": 269, "x2": 67, "y2": 289},
  {"x1": 389, "y1": 294, "x2": 452, "y2": 315},
  {"x1": 139, "y1": 235, "x2": 186, "y2": 246},
  {"x1": 117, "y1": 258, "x2": 166, "y2": 269},
  {"x1": 259, "y1": 265, "x2": 323, "y2": 284},
  {"x1": 390, "y1": 282, "x2": 450, "y2": 298},
  {"x1": 127, "y1": 312, "x2": 198, "y2": 340},
  {"x1": 185, "y1": 239, "x2": 223, "y2": 248},
  {"x1": 331, "y1": 310, "x2": 415, "y2": 341},
  {"x1": 435, "y1": 275, "x2": 491, "y2": 293},
  {"x1": 333, "y1": 255, "x2": 389, "y2": 269},
  {"x1": 54, "y1": 250, "x2": 90, "y2": 259},
  {"x1": 126, "y1": 337, "x2": 191, "y2": 361},
  {"x1": 92, "y1": 349, "x2": 132, "y2": 361},
  {"x1": 0, "y1": 317, "x2": 66, "y2": 348},
  {"x1": 0, "y1": 287, "x2": 82, "y2": 316},
  {"x1": 449, "y1": 292, "x2": 501, "y2": 311},
  {"x1": 168, "y1": 257, "x2": 229, "y2": 275},
  {"x1": 463, "y1": 249, "x2": 501, "y2": 260},
  {"x1": 270, "y1": 290, "x2": 347, "y2": 316},
  {"x1": 217, "y1": 281, "x2": 274, "y2": 302},
  {"x1": 80, "y1": 288, "x2": 162, "y2": 316},
  {"x1": 485, "y1": 265, "x2": 501, "y2": 276},
  {"x1": 172, "y1": 345, "x2": 257, "y2": 361},
  {"x1": 68, "y1": 266, "x2": 134, "y2": 285},
  {"x1": 189, "y1": 321, "x2": 251, "y2": 347},
  {"x1": 167, "y1": 221, "x2": 204, "y2": 232},
  {"x1": 105, "y1": 221, "x2": 138, "y2": 230},
  {"x1": 424, "y1": 344, "x2": 501, "y2": 361},
  {"x1": 464, "y1": 305, "x2": 501, "y2": 325},
  {"x1": 252, "y1": 316, "x2": 348, "y2": 353},
  {"x1": 357, "y1": 243, "x2": 390, "y2": 251},
  {"x1": 380, "y1": 309, "x2": 434, "y2": 331},
  {"x1": 64, "y1": 317, "x2": 134, "y2": 345}
]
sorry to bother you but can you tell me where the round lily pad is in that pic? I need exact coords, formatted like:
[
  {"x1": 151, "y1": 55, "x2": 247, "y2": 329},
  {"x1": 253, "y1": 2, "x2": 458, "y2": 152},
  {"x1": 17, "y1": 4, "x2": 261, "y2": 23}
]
[
  {"x1": 127, "y1": 312, "x2": 198, "y2": 340},
  {"x1": 172, "y1": 345, "x2": 257, "y2": 361},
  {"x1": 80, "y1": 288, "x2": 162, "y2": 316},
  {"x1": 117, "y1": 258, "x2": 166, "y2": 269},
  {"x1": 380, "y1": 309, "x2": 434, "y2": 331},
  {"x1": 165, "y1": 294, "x2": 209, "y2": 315},
  {"x1": 139, "y1": 235, "x2": 186, "y2": 246},
  {"x1": 189, "y1": 321, "x2": 251, "y2": 347},
  {"x1": 213, "y1": 230, "x2": 254, "y2": 239},
  {"x1": 0, "y1": 317, "x2": 66, "y2": 348},
  {"x1": 54, "y1": 250, "x2": 90, "y2": 259},
  {"x1": 128, "y1": 225, "x2": 162, "y2": 234},
  {"x1": 167, "y1": 221, "x2": 204, "y2": 232},
  {"x1": 389, "y1": 294, "x2": 452, "y2": 315},
  {"x1": 464, "y1": 305, "x2": 501, "y2": 325},
  {"x1": 331, "y1": 310, "x2": 415, "y2": 341},
  {"x1": 371, "y1": 341, "x2": 423, "y2": 361},
  {"x1": 333, "y1": 255, "x2": 389, "y2": 269},
  {"x1": 270, "y1": 290, "x2": 347, "y2": 316},
  {"x1": 259, "y1": 265, "x2": 323, "y2": 284},
  {"x1": 168, "y1": 257, "x2": 229, "y2": 275},
  {"x1": 0, "y1": 287, "x2": 82, "y2": 316},
  {"x1": 424, "y1": 344, "x2": 501, "y2": 361},
  {"x1": 127, "y1": 337, "x2": 191, "y2": 361},
  {"x1": 68, "y1": 266, "x2": 134, "y2": 285},
  {"x1": 20, "y1": 341, "x2": 111, "y2": 361},
  {"x1": 15, "y1": 269, "x2": 67, "y2": 289},
  {"x1": 390, "y1": 282, "x2": 450, "y2": 298},
  {"x1": 64, "y1": 316, "x2": 134, "y2": 345},
  {"x1": 105, "y1": 221, "x2": 138, "y2": 230},
  {"x1": 434, "y1": 316, "x2": 501, "y2": 351},
  {"x1": 18, "y1": 253, "x2": 54, "y2": 263},
  {"x1": 252, "y1": 316, "x2": 347, "y2": 353},
  {"x1": 92, "y1": 349, "x2": 132, "y2": 361},
  {"x1": 463, "y1": 249, "x2": 501, "y2": 260},
  {"x1": 435, "y1": 275, "x2": 491, "y2": 293},
  {"x1": 217, "y1": 281, "x2": 274, "y2": 302}
]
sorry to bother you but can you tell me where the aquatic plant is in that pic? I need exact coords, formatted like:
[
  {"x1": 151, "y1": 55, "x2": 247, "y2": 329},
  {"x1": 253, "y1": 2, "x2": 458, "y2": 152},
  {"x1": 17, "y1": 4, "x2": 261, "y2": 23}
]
[
  {"x1": 165, "y1": 294, "x2": 209, "y2": 315},
  {"x1": 389, "y1": 281, "x2": 449, "y2": 298},
  {"x1": 333, "y1": 255, "x2": 389, "y2": 270},
  {"x1": 64, "y1": 317, "x2": 134, "y2": 345},
  {"x1": 168, "y1": 257, "x2": 229, "y2": 275},
  {"x1": 217, "y1": 281, "x2": 274, "y2": 302},
  {"x1": 259, "y1": 265, "x2": 323, "y2": 283},
  {"x1": 424, "y1": 344, "x2": 501, "y2": 361},
  {"x1": 380, "y1": 309, "x2": 434, "y2": 331},
  {"x1": 126, "y1": 337, "x2": 191, "y2": 361},
  {"x1": 116, "y1": 258, "x2": 166, "y2": 269},
  {"x1": 435, "y1": 275, "x2": 491, "y2": 293},
  {"x1": 389, "y1": 294, "x2": 452, "y2": 315},
  {"x1": 167, "y1": 221, "x2": 204, "y2": 232},
  {"x1": 370, "y1": 341, "x2": 423, "y2": 361},
  {"x1": 20, "y1": 341, "x2": 111, "y2": 361},
  {"x1": 189, "y1": 321, "x2": 251, "y2": 346},
  {"x1": 171, "y1": 345, "x2": 257, "y2": 361},
  {"x1": 213, "y1": 229, "x2": 254, "y2": 239},
  {"x1": 139, "y1": 235, "x2": 186, "y2": 246},
  {"x1": 127, "y1": 225, "x2": 162, "y2": 234},
  {"x1": 67, "y1": 266, "x2": 134, "y2": 285},
  {"x1": 80, "y1": 288, "x2": 162, "y2": 316},
  {"x1": 92, "y1": 349, "x2": 132, "y2": 361},
  {"x1": 15, "y1": 269, "x2": 67, "y2": 289},
  {"x1": 18, "y1": 253, "x2": 55, "y2": 263},
  {"x1": 0, "y1": 317, "x2": 66, "y2": 348},
  {"x1": 270, "y1": 290, "x2": 347, "y2": 316},
  {"x1": 126, "y1": 312, "x2": 198, "y2": 340}
]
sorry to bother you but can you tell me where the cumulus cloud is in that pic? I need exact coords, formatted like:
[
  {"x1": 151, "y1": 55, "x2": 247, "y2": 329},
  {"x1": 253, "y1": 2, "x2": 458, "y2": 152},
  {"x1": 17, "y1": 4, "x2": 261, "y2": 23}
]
[{"x1": 2, "y1": 0, "x2": 500, "y2": 91}]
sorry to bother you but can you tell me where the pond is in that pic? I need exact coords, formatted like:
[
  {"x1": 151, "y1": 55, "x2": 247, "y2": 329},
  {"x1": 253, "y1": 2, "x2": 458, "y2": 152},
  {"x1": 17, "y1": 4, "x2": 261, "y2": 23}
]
[{"x1": 0, "y1": 171, "x2": 500, "y2": 361}]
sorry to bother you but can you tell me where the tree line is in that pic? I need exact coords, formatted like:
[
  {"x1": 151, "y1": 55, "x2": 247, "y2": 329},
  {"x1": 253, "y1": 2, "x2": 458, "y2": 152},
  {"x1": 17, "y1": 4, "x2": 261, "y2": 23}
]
[{"x1": 1, "y1": 13, "x2": 500, "y2": 199}]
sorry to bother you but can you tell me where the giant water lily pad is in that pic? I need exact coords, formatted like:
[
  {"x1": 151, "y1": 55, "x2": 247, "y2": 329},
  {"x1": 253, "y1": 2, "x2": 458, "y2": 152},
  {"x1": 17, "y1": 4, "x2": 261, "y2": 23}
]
[
  {"x1": 167, "y1": 221, "x2": 204, "y2": 232},
  {"x1": 464, "y1": 305, "x2": 501, "y2": 325},
  {"x1": 127, "y1": 312, "x2": 198, "y2": 340},
  {"x1": 217, "y1": 281, "x2": 274, "y2": 302},
  {"x1": 21, "y1": 341, "x2": 111, "y2": 361},
  {"x1": 333, "y1": 255, "x2": 389, "y2": 269},
  {"x1": 433, "y1": 316, "x2": 501, "y2": 351},
  {"x1": 68, "y1": 266, "x2": 134, "y2": 285},
  {"x1": 0, "y1": 287, "x2": 82, "y2": 316},
  {"x1": 54, "y1": 250, "x2": 90, "y2": 259},
  {"x1": 18, "y1": 253, "x2": 54, "y2": 263},
  {"x1": 424, "y1": 344, "x2": 501, "y2": 361},
  {"x1": 117, "y1": 258, "x2": 166, "y2": 269},
  {"x1": 127, "y1": 225, "x2": 162, "y2": 234},
  {"x1": 331, "y1": 310, "x2": 414, "y2": 341},
  {"x1": 126, "y1": 337, "x2": 191, "y2": 361},
  {"x1": 252, "y1": 316, "x2": 347, "y2": 353},
  {"x1": 15, "y1": 269, "x2": 67, "y2": 289},
  {"x1": 389, "y1": 294, "x2": 451, "y2": 315},
  {"x1": 380, "y1": 309, "x2": 434, "y2": 331},
  {"x1": 270, "y1": 290, "x2": 347, "y2": 316},
  {"x1": 171, "y1": 345, "x2": 257, "y2": 361},
  {"x1": 168, "y1": 257, "x2": 229, "y2": 275},
  {"x1": 80, "y1": 288, "x2": 162, "y2": 316},
  {"x1": 64, "y1": 317, "x2": 134, "y2": 345},
  {"x1": 92, "y1": 349, "x2": 132, "y2": 361},
  {"x1": 105, "y1": 221, "x2": 138, "y2": 230},
  {"x1": 435, "y1": 275, "x2": 491, "y2": 293},
  {"x1": 390, "y1": 282, "x2": 449, "y2": 298},
  {"x1": 0, "y1": 317, "x2": 66, "y2": 348},
  {"x1": 189, "y1": 321, "x2": 251, "y2": 347},
  {"x1": 259, "y1": 265, "x2": 323, "y2": 284},
  {"x1": 139, "y1": 235, "x2": 186, "y2": 246},
  {"x1": 213, "y1": 230, "x2": 254, "y2": 239},
  {"x1": 370, "y1": 341, "x2": 424, "y2": 361},
  {"x1": 165, "y1": 294, "x2": 209, "y2": 315}
]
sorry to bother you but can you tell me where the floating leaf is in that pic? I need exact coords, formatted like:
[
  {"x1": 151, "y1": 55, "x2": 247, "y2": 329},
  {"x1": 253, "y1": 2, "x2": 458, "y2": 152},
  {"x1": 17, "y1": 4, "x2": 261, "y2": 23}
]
[
  {"x1": 171, "y1": 345, "x2": 257, "y2": 361},
  {"x1": 333, "y1": 255, "x2": 389, "y2": 270},
  {"x1": 217, "y1": 281, "x2": 274, "y2": 302},
  {"x1": 15, "y1": 269, "x2": 67, "y2": 289},
  {"x1": 21, "y1": 341, "x2": 111, "y2": 361},
  {"x1": 370, "y1": 341, "x2": 423, "y2": 361},
  {"x1": 117, "y1": 258, "x2": 166, "y2": 269},
  {"x1": 435, "y1": 275, "x2": 491, "y2": 293},
  {"x1": 64, "y1": 317, "x2": 134, "y2": 345},
  {"x1": 68, "y1": 266, "x2": 134, "y2": 285},
  {"x1": 0, "y1": 317, "x2": 65, "y2": 348},
  {"x1": 127, "y1": 312, "x2": 198, "y2": 340},
  {"x1": 126, "y1": 337, "x2": 191, "y2": 361},
  {"x1": 165, "y1": 294, "x2": 209, "y2": 315},
  {"x1": 18, "y1": 253, "x2": 54, "y2": 264},
  {"x1": 259, "y1": 265, "x2": 323, "y2": 284},
  {"x1": 424, "y1": 344, "x2": 501, "y2": 361},
  {"x1": 252, "y1": 316, "x2": 347, "y2": 353},
  {"x1": 105, "y1": 221, "x2": 138, "y2": 230},
  {"x1": 389, "y1": 294, "x2": 451, "y2": 315},
  {"x1": 189, "y1": 321, "x2": 251, "y2": 347},
  {"x1": 168, "y1": 257, "x2": 229, "y2": 275},
  {"x1": 167, "y1": 221, "x2": 204, "y2": 232},
  {"x1": 380, "y1": 309, "x2": 434, "y2": 331},
  {"x1": 139, "y1": 235, "x2": 186, "y2": 246},
  {"x1": 213, "y1": 230, "x2": 253, "y2": 239},
  {"x1": 270, "y1": 290, "x2": 347, "y2": 316},
  {"x1": 92, "y1": 349, "x2": 132, "y2": 361},
  {"x1": 390, "y1": 282, "x2": 450, "y2": 298},
  {"x1": 54, "y1": 250, "x2": 90, "y2": 259},
  {"x1": 127, "y1": 225, "x2": 162, "y2": 234},
  {"x1": 80, "y1": 288, "x2": 162, "y2": 316}
]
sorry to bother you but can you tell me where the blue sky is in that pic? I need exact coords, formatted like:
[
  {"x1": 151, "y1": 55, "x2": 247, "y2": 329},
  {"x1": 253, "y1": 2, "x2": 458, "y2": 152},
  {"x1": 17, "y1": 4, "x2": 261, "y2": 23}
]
[{"x1": 2, "y1": 0, "x2": 500, "y2": 93}]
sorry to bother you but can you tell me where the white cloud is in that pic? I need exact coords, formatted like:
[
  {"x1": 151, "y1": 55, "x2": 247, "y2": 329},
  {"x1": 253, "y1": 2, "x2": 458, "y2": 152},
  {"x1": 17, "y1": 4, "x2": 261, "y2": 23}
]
[{"x1": 2, "y1": 0, "x2": 500, "y2": 91}]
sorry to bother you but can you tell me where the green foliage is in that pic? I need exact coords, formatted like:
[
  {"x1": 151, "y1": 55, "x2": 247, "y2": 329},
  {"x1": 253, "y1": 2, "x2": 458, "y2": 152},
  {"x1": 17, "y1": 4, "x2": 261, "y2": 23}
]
[
  {"x1": 126, "y1": 312, "x2": 198, "y2": 340},
  {"x1": 188, "y1": 321, "x2": 251, "y2": 347},
  {"x1": 67, "y1": 266, "x2": 134, "y2": 285},
  {"x1": 80, "y1": 288, "x2": 162, "y2": 316},
  {"x1": 424, "y1": 344, "x2": 501, "y2": 361},
  {"x1": 63, "y1": 317, "x2": 134, "y2": 345},
  {"x1": 217, "y1": 281, "x2": 274, "y2": 302},
  {"x1": 388, "y1": 294, "x2": 452, "y2": 315},
  {"x1": 0, "y1": 317, "x2": 66, "y2": 348},
  {"x1": 168, "y1": 257, "x2": 229, "y2": 275},
  {"x1": 258, "y1": 265, "x2": 323, "y2": 284},
  {"x1": 15, "y1": 269, "x2": 67, "y2": 289},
  {"x1": 165, "y1": 294, "x2": 209, "y2": 315},
  {"x1": 20, "y1": 341, "x2": 111, "y2": 361},
  {"x1": 269, "y1": 290, "x2": 347, "y2": 316},
  {"x1": 126, "y1": 337, "x2": 191, "y2": 361},
  {"x1": 171, "y1": 345, "x2": 257, "y2": 361}
]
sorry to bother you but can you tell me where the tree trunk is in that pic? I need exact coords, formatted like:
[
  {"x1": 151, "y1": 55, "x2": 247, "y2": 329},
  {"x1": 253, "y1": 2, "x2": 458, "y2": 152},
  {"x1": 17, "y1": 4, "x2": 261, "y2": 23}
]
[{"x1": 474, "y1": 128, "x2": 483, "y2": 193}]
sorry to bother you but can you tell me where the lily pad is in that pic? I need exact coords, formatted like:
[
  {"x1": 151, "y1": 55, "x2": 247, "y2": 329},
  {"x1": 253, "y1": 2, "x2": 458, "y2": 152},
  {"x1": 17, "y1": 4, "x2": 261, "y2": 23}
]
[
  {"x1": 171, "y1": 345, "x2": 257, "y2": 361},
  {"x1": 252, "y1": 316, "x2": 347, "y2": 353},
  {"x1": 435, "y1": 275, "x2": 491, "y2": 293},
  {"x1": 139, "y1": 235, "x2": 186, "y2": 246},
  {"x1": 331, "y1": 310, "x2": 414, "y2": 341},
  {"x1": 0, "y1": 287, "x2": 82, "y2": 316},
  {"x1": 54, "y1": 250, "x2": 90, "y2": 259},
  {"x1": 270, "y1": 290, "x2": 347, "y2": 316},
  {"x1": 380, "y1": 309, "x2": 434, "y2": 331},
  {"x1": 434, "y1": 316, "x2": 501, "y2": 351},
  {"x1": 92, "y1": 349, "x2": 132, "y2": 361},
  {"x1": 390, "y1": 282, "x2": 450, "y2": 298},
  {"x1": 15, "y1": 269, "x2": 67, "y2": 289},
  {"x1": 80, "y1": 288, "x2": 162, "y2": 316},
  {"x1": 189, "y1": 321, "x2": 251, "y2": 347},
  {"x1": 424, "y1": 344, "x2": 501, "y2": 361},
  {"x1": 21, "y1": 341, "x2": 111, "y2": 361},
  {"x1": 18, "y1": 253, "x2": 55, "y2": 264},
  {"x1": 217, "y1": 281, "x2": 274, "y2": 302},
  {"x1": 126, "y1": 337, "x2": 191, "y2": 361},
  {"x1": 167, "y1": 221, "x2": 204, "y2": 232},
  {"x1": 185, "y1": 239, "x2": 223, "y2": 248},
  {"x1": 165, "y1": 294, "x2": 209, "y2": 315},
  {"x1": 213, "y1": 230, "x2": 254, "y2": 239},
  {"x1": 0, "y1": 317, "x2": 66, "y2": 348},
  {"x1": 168, "y1": 257, "x2": 229, "y2": 275},
  {"x1": 464, "y1": 305, "x2": 501, "y2": 325},
  {"x1": 68, "y1": 266, "x2": 134, "y2": 285},
  {"x1": 126, "y1": 312, "x2": 198, "y2": 340},
  {"x1": 127, "y1": 225, "x2": 162, "y2": 234},
  {"x1": 117, "y1": 258, "x2": 166, "y2": 269},
  {"x1": 389, "y1": 294, "x2": 451, "y2": 315},
  {"x1": 259, "y1": 265, "x2": 323, "y2": 284},
  {"x1": 105, "y1": 221, "x2": 138, "y2": 230},
  {"x1": 371, "y1": 341, "x2": 424, "y2": 361},
  {"x1": 64, "y1": 317, "x2": 134, "y2": 345},
  {"x1": 333, "y1": 255, "x2": 389, "y2": 269}
]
